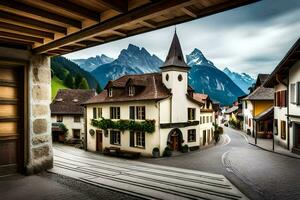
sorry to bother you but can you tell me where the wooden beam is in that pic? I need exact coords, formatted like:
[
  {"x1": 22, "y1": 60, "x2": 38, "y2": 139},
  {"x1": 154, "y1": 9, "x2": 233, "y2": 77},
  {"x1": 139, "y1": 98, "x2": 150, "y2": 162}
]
[
  {"x1": 0, "y1": 10, "x2": 67, "y2": 34},
  {"x1": 87, "y1": 37, "x2": 105, "y2": 42},
  {"x1": 0, "y1": 31, "x2": 44, "y2": 44},
  {"x1": 110, "y1": 30, "x2": 126, "y2": 37},
  {"x1": 72, "y1": 43, "x2": 87, "y2": 47},
  {"x1": 0, "y1": 37, "x2": 34, "y2": 46},
  {"x1": 0, "y1": 0, "x2": 82, "y2": 28},
  {"x1": 97, "y1": 0, "x2": 128, "y2": 13},
  {"x1": 139, "y1": 20, "x2": 156, "y2": 28},
  {"x1": 181, "y1": 7, "x2": 197, "y2": 18},
  {"x1": 0, "y1": 22, "x2": 54, "y2": 39},
  {"x1": 33, "y1": 0, "x2": 195, "y2": 53},
  {"x1": 43, "y1": 0, "x2": 100, "y2": 21}
]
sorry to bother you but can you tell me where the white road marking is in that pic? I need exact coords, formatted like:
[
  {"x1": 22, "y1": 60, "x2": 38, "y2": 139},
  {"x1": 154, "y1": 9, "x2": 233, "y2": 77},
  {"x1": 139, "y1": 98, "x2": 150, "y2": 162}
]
[{"x1": 221, "y1": 151, "x2": 233, "y2": 173}]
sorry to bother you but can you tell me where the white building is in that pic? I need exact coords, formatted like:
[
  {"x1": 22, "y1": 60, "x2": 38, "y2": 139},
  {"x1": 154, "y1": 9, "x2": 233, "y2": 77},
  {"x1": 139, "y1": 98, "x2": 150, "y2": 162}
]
[
  {"x1": 264, "y1": 38, "x2": 300, "y2": 154},
  {"x1": 84, "y1": 32, "x2": 214, "y2": 157},
  {"x1": 51, "y1": 89, "x2": 95, "y2": 143}
]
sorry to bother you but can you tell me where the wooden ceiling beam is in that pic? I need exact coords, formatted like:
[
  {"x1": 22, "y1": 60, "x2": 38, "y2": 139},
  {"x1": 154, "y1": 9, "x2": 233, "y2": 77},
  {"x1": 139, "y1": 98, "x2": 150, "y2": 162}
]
[
  {"x1": 43, "y1": 0, "x2": 100, "y2": 22},
  {"x1": 139, "y1": 20, "x2": 156, "y2": 28},
  {"x1": 181, "y1": 7, "x2": 197, "y2": 18},
  {"x1": 97, "y1": 0, "x2": 128, "y2": 13},
  {"x1": 0, "y1": 0, "x2": 82, "y2": 28},
  {"x1": 0, "y1": 10, "x2": 67, "y2": 34},
  {"x1": 0, "y1": 31, "x2": 44, "y2": 44},
  {"x1": 88, "y1": 37, "x2": 105, "y2": 42},
  {"x1": 110, "y1": 30, "x2": 127, "y2": 37},
  {"x1": 33, "y1": 0, "x2": 195, "y2": 53},
  {"x1": 0, "y1": 22, "x2": 54, "y2": 39},
  {"x1": 0, "y1": 37, "x2": 34, "y2": 46}
]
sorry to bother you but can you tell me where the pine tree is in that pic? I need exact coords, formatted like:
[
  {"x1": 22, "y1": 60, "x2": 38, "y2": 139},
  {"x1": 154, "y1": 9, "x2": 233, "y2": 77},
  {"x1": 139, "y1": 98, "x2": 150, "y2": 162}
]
[
  {"x1": 64, "y1": 74, "x2": 74, "y2": 88},
  {"x1": 96, "y1": 82, "x2": 102, "y2": 94},
  {"x1": 78, "y1": 78, "x2": 89, "y2": 89},
  {"x1": 75, "y1": 74, "x2": 83, "y2": 89}
]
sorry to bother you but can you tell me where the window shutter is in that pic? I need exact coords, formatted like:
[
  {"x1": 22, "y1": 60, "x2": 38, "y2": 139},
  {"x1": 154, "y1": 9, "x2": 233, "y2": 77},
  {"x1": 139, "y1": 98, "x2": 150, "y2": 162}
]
[
  {"x1": 142, "y1": 106, "x2": 146, "y2": 120},
  {"x1": 130, "y1": 106, "x2": 135, "y2": 120},
  {"x1": 110, "y1": 131, "x2": 113, "y2": 144},
  {"x1": 93, "y1": 107, "x2": 97, "y2": 119},
  {"x1": 110, "y1": 107, "x2": 113, "y2": 119},
  {"x1": 297, "y1": 82, "x2": 300, "y2": 105},
  {"x1": 130, "y1": 131, "x2": 134, "y2": 147},
  {"x1": 142, "y1": 132, "x2": 145, "y2": 147}
]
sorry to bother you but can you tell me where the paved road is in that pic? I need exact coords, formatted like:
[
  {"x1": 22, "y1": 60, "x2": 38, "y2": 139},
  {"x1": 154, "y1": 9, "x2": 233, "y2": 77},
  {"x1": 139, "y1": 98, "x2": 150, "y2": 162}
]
[
  {"x1": 141, "y1": 127, "x2": 300, "y2": 200},
  {"x1": 51, "y1": 144, "x2": 247, "y2": 200}
]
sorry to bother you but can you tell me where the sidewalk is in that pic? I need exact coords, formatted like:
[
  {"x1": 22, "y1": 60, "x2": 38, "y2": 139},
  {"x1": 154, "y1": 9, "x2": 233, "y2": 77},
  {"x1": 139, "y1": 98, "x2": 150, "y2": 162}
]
[{"x1": 232, "y1": 127, "x2": 300, "y2": 159}]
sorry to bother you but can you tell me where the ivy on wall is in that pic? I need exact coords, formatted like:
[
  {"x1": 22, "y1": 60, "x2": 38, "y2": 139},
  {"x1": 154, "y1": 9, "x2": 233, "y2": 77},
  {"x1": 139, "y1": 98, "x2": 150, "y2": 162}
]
[{"x1": 91, "y1": 118, "x2": 156, "y2": 133}]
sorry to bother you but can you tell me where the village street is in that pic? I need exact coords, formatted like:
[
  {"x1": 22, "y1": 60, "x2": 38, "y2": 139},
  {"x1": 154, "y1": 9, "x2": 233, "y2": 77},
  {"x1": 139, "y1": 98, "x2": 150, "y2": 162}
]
[{"x1": 49, "y1": 127, "x2": 300, "y2": 200}]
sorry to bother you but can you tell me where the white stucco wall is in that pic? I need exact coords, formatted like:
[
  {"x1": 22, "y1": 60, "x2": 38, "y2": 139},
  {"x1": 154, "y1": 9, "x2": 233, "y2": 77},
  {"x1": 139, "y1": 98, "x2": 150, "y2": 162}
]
[
  {"x1": 199, "y1": 112, "x2": 214, "y2": 145},
  {"x1": 274, "y1": 83, "x2": 288, "y2": 148},
  {"x1": 288, "y1": 61, "x2": 300, "y2": 149},
  {"x1": 51, "y1": 115, "x2": 85, "y2": 140},
  {"x1": 243, "y1": 100, "x2": 253, "y2": 133},
  {"x1": 162, "y1": 70, "x2": 189, "y2": 123}
]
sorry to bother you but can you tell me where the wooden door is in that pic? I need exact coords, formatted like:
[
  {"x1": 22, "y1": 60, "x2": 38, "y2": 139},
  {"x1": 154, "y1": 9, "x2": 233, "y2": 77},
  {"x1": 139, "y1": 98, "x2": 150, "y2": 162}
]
[
  {"x1": 96, "y1": 130, "x2": 103, "y2": 152},
  {"x1": 0, "y1": 67, "x2": 23, "y2": 175},
  {"x1": 170, "y1": 135, "x2": 179, "y2": 151},
  {"x1": 203, "y1": 130, "x2": 206, "y2": 145}
]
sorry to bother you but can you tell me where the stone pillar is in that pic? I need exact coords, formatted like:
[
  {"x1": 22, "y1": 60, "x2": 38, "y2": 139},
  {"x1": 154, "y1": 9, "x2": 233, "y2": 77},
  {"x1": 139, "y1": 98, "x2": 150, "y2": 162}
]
[{"x1": 26, "y1": 54, "x2": 53, "y2": 174}]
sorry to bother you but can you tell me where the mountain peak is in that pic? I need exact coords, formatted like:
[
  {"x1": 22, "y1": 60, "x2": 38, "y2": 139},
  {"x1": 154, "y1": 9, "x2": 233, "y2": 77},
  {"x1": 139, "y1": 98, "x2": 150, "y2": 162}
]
[
  {"x1": 191, "y1": 48, "x2": 203, "y2": 55},
  {"x1": 127, "y1": 44, "x2": 140, "y2": 51},
  {"x1": 186, "y1": 48, "x2": 215, "y2": 67},
  {"x1": 223, "y1": 67, "x2": 231, "y2": 73}
]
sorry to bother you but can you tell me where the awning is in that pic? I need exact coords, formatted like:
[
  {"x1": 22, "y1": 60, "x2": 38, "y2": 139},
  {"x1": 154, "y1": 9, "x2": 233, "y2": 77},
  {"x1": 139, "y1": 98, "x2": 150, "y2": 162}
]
[{"x1": 254, "y1": 106, "x2": 274, "y2": 121}]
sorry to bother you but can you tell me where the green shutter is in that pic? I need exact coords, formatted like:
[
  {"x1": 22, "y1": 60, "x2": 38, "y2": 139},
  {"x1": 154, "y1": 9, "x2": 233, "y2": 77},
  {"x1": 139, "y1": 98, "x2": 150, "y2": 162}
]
[{"x1": 130, "y1": 131, "x2": 134, "y2": 147}]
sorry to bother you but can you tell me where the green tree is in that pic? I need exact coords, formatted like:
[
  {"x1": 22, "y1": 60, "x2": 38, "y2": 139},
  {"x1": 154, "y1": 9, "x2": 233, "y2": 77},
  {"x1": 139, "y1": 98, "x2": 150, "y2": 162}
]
[
  {"x1": 75, "y1": 74, "x2": 83, "y2": 89},
  {"x1": 64, "y1": 73, "x2": 74, "y2": 88},
  {"x1": 96, "y1": 82, "x2": 102, "y2": 94},
  {"x1": 78, "y1": 78, "x2": 89, "y2": 89}
]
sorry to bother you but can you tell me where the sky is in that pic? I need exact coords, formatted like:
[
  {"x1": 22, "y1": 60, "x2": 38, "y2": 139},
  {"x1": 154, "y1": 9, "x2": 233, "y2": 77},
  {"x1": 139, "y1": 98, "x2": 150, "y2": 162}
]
[{"x1": 65, "y1": 0, "x2": 300, "y2": 76}]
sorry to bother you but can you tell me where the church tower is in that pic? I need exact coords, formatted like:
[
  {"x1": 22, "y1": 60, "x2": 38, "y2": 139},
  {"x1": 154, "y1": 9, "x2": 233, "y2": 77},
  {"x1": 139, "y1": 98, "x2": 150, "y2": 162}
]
[{"x1": 161, "y1": 31, "x2": 190, "y2": 122}]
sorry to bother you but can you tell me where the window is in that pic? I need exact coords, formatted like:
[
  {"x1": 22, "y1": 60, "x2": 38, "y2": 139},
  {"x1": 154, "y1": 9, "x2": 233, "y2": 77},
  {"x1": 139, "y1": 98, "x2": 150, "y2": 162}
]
[
  {"x1": 188, "y1": 129, "x2": 196, "y2": 142},
  {"x1": 136, "y1": 106, "x2": 146, "y2": 120},
  {"x1": 129, "y1": 106, "x2": 135, "y2": 120},
  {"x1": 210, "y1": 116, "x2": 213, "y2": 123},
  {"x1": 245, "y1": 101, "x2": 248, "y2": 109},
  {"x1": 297, "y1": 82, "x2": 300, "y2": 105},
  {"x1": 166, "y1": 74, "x2": 169, "y2": 81},
  {"x1": 108, "y1": 88, "x2": 113, "y2": 97},
  {"x1": 200, "y1": 116, "x2": 202, "y2": 124},
  {"x1": 248, "y1": 119, "x2": 251, "y2": 127},
  {"x1": 128, "y1": 86, "x2": 135, "y2": 96},
  {"x1": 57, "y1": 115, "x2": 63, "y2": 122},
  {"x1": 206, "y1": 116, "x2": 209, "y2": 123},
  {"x1": 281, "y1": 121, "x2": 286, "y2": 140},
  {"x1": 178, "y1": 74, "x2": 183, "y2": 81},
  {"x1": 110, "y1": 130, "x2": 121, "y2": 145},
  {"x1": 97, "y1": 108, "x2": 102, "y2": 118},
  {"x1": 110, "y1": 107, "x2": 120, "y2": 119},
  {"x1": 93, "y1": 107, "x2": 97, "y2": 119},
  {"x1": 188, "y1": 108, "x2": 196, "y2": 120},
  {"x1": 275, "y1": 91, "x2": 287, "y2": 107},
  {"x1": 73, "y1": 129, "x2": 80, "y2": 139},
  {"x1": 74, "y1": 115, "x2": 80, "y2": 122},
  {"x1": 135, "y1": 132, "x2": 145, "y2": 147},
  {"x1": 291, "y1": 83, "x2": 296, "y2": 104},
  {"x1": 274, "y1": 119, "x2": 278, "y2": 135},
  {"x1": 203, "y1": 116, "x2": 205, "y2": 123}
]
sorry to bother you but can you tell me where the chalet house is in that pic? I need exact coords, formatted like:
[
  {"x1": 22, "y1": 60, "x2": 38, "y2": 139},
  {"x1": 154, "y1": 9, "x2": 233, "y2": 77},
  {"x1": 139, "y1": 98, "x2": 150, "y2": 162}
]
[
  {"x1": 84, "y1": 32, "x2": 214, "y2": 156},
  {"x1": 193, "y1": 93, "x2": 215, "y2": 146},
  {"x1": 242, "y1": 74, "x2": 274, "y2": 137},
  {"x1": 264, "y1": 38, "x2": 300, "y2": 154},
  {"x1": 50, "y1": 89, "x2": 95, "y2": 143}
]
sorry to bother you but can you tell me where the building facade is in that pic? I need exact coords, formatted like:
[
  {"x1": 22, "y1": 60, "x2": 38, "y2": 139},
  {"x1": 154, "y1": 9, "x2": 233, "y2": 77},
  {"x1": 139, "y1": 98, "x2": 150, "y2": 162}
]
[
  {"x1": 85, "y1": 32, "x2": 214, "y2": 157},
  {"x1": 51, "y1": 89, "x2": 95, "y2": 143}
]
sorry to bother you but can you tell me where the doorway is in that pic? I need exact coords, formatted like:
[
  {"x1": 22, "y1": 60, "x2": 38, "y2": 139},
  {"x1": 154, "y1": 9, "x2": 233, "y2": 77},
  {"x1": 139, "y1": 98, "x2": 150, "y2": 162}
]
[
  {"x1": 96, "y1": 130, "x2": 103, "y2": 152},
  {"x1": 203, "y1": 130, "x2": 207, "y2": 145},
  {"x1": 167, "y1": 128, "x2": 183, "y2": 151},
  {"x1": 0, "y1": 66, "x2": 24, "y2": 175},
  {"x1": 295, "y1": 123, "x2": 300, "y2": 148}
]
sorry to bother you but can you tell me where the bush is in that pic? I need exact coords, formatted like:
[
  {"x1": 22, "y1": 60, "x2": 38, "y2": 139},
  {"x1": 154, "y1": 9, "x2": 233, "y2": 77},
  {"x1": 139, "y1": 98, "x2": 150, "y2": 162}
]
[
  {"x1": 181, "y1": 144, "x2": 189, "y2": 153},
  {"x1": 163, "y1": 146, "x2": 172, "y2": 157}
]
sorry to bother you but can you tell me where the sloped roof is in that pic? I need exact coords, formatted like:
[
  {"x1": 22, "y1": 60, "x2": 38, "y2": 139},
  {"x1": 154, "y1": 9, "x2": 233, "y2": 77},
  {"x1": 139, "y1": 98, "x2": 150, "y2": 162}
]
[
  {"x1": 224, "y1": 106, "x2": 238, "y2": 114},
  {"x1": 161, "y1": 31, "x2": 189, "y2": 69},
  {"x1": 192, "y1": 93, "x2": 208, "y2": 104},
  {"x1": 51, "y1": 89, "x2": 95, "y2": 115},
  {"x1": 255, "y1": 74, "x2": 270, "y2": 88},
  {"x1": 85, "y1": 73, "x2": 171, "y2": 104},
  {"x1": 243, "y1": 86, "x2": 274, "y2": 101},
  {"x1": 254, "y1": 106, "x2": 274, "y2": 121}
]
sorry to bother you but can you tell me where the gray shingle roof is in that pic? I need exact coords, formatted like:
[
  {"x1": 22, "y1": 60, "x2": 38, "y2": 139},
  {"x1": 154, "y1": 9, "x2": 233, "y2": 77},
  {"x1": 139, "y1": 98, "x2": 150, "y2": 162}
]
[{"x1": 243, "y1": 86, "x2": 274, "y2": 101}]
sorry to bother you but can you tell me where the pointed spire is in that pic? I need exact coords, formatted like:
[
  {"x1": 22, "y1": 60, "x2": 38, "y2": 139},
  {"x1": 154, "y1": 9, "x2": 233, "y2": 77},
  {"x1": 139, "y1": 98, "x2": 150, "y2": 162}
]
[{"x1": 161, "y1": 29, "x2": 189, "y2": 69}]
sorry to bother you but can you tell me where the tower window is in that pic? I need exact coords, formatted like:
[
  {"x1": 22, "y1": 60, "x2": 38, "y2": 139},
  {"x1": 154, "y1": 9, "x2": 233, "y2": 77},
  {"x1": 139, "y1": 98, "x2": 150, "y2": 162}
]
[
  {"x1": 178, "y1": 74, "x2": 183, "y2": 82},
  {"x1": 166, "y1": 74, "x2": 169, "y2": 81}
]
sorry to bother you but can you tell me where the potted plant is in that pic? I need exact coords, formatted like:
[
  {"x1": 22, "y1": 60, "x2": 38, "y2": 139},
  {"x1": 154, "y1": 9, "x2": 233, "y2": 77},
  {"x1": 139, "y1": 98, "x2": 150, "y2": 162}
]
[
  {"x1": 182, "y1": 144, "x2": 189, "y2": 153},
  {"x1": 163, "y1": 146, "x2": 172, "y2": 157},
  {"x1": 152, "y1": 147, "x2": 160, "y2": 158}
]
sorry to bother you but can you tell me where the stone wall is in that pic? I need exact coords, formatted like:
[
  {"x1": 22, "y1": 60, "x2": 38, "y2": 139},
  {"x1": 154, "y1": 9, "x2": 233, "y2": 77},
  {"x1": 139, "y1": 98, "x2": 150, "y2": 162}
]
[{"x1": 26, "y1": 54, "x2": 53, "y2": 174}]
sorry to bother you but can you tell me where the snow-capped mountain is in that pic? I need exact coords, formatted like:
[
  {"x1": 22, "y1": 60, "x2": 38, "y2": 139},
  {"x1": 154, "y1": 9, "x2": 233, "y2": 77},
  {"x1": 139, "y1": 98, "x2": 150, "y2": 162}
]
[
  {"x1": 186, "y1": 48, "x2": 215, "y2": 68},
  {"x1": 87, "y1": 45, "x2": 245, "y2": 105},
  {"x1": 92, "y1": 44, "x2": 163, "y2": 87},
  {"x1": 223, "y1": 67, "x2": 255, "y2": 94},
  {"x1": 72, "y1": 54, "x2": 114, "y2": 72}
]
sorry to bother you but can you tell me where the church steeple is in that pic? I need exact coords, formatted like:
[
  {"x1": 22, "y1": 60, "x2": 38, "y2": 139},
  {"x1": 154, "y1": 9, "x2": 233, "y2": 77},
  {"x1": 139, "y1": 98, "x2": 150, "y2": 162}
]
[{"x1": 161, "y1": 30, "x2": 189, "y2": 69}]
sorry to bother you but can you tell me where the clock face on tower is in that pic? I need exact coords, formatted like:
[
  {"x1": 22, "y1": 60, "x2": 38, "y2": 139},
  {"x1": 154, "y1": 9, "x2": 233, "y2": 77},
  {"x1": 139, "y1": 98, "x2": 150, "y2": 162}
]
[{"x1": 178, "y1": 74, "x2": 183, "y2": 82}]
